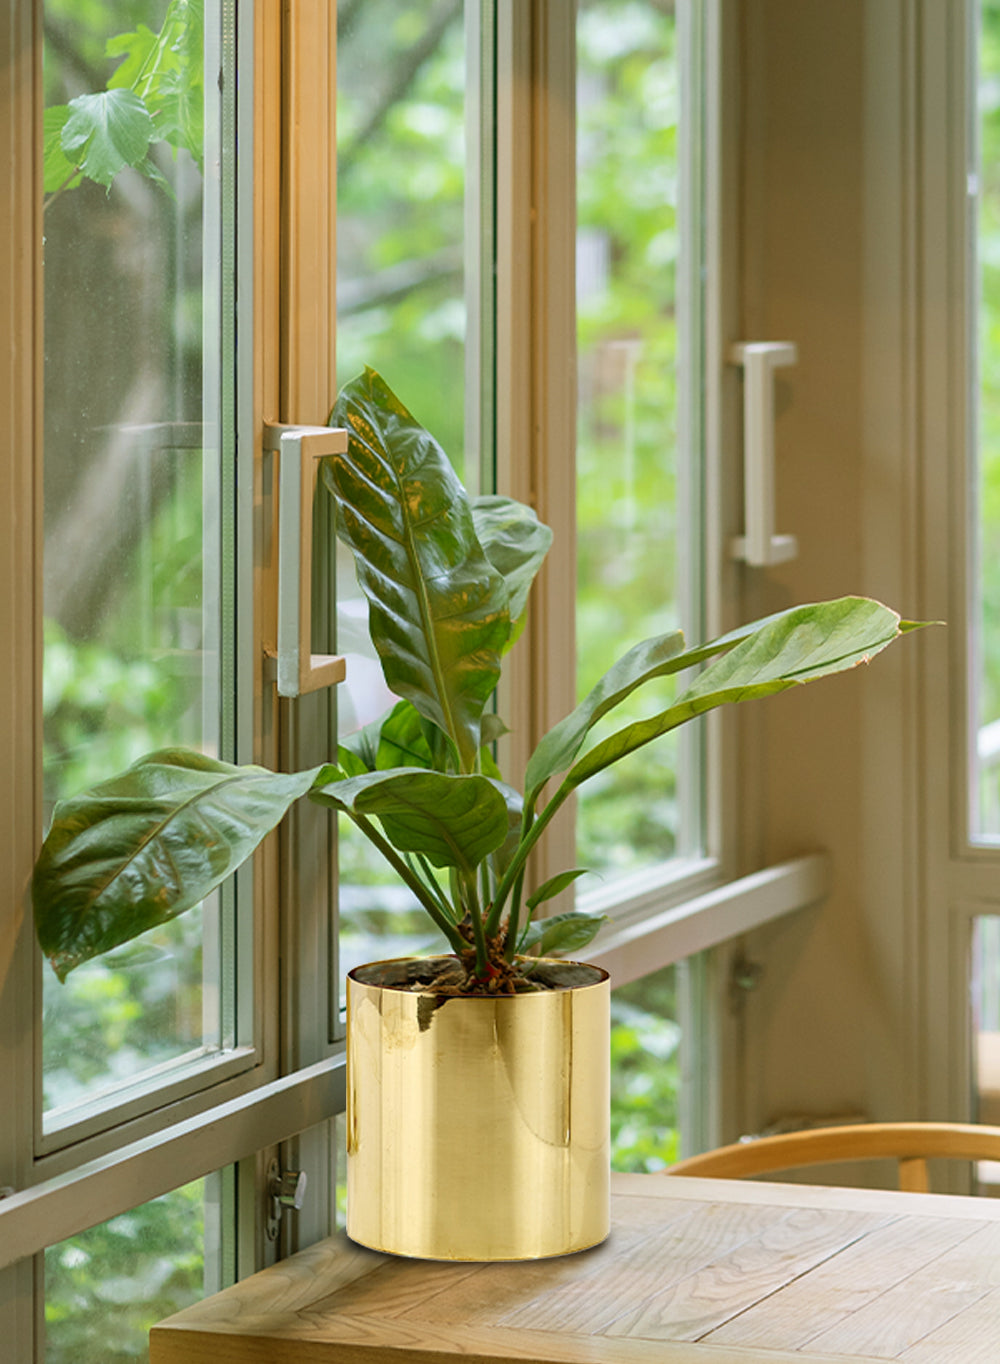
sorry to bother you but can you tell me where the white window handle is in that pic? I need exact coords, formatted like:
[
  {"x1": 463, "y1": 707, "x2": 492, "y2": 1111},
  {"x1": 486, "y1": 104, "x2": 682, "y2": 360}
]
[
  {"x1": 728, "y1": 341, "x2": 798, "y2": 567},
  {"x1": 263, "y1": 423, "x2": 348, "y2": 697}
]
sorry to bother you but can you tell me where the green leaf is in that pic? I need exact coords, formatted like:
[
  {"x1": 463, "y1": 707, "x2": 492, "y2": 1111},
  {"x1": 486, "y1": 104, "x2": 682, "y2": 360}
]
[
  {"x1": 106, "y1": 23, "x2": 160, "y2": 90},
  {"x1": 562, "y1": 598, "x2": 913, "y2": 794},
  {"x1": 310, "y1": 768, "x2": 510, "y2": 873},
  {"x1": 43, "y1": 106, "x2": 82, "y2": 194},
  {"x1": 108, "y1": 0, "x2": 205, "y2": 166},
  {"x1": 525, "y1": 629, "x2": 687, "y2": 802},
  {"x1": 339, "y1": 699, "x2": 454, "y2": 776},
  {"x1": 325, "y1": 369, "x2": 511, "y2": 772},
  {"x1": 375, "y1": 699, "x2": 436, "y2": 770},
  {"x1": 34, "y1": 749, "x2": 317, "y2": 981},
  {"x1": 471, "y1": 495, "x2": 553, "y2": 632},
  {"x1": 519, "y1": 910, "x2": 607, "y2": 957},
  {"x1": 525, "y1": 868, "x2": 593, "y2": 912},
  {"x1": 61, "y1": 89, "x2": 155, "y2": 189},
  {"x1": 337, "y1": 718, "x2": 381, "y2": 776}
]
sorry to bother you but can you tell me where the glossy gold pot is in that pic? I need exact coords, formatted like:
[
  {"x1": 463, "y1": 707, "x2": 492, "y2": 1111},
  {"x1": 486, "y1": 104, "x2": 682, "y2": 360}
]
[{"x1": 346, "y1": 955, "x2": 610, "y2": 1261}]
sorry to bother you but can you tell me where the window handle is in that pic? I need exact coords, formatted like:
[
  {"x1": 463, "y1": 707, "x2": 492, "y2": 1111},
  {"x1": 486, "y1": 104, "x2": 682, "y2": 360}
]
[
  {"x1": 263, "y1": 422, "x2": 348, "y2": 697},
  {"x1": 728, "y1": 341, "x2": 798, "y2": 567}
]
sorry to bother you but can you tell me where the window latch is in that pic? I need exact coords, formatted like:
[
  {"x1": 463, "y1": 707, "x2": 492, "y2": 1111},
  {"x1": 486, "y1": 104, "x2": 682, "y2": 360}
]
[
  {"x1": 728, "y1": 341, "x2": 798, "y2": 567},
  {"x1": 266, "y1": 1157, "x2": 308, "y2": 1241}
]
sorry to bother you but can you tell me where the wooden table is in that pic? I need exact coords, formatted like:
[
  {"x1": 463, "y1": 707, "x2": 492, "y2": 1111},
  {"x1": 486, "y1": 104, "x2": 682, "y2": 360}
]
[{"x1": 150, "y1": 1171, "x2": 1000, "y2": 1363}]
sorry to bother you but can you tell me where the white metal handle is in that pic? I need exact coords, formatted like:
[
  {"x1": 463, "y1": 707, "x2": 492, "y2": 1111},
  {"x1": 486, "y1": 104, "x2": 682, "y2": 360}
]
[
  {"x1": 728, "y1": 341, "x2": 798, "y2": 567},
  {"x1": 263, "y1": 422, "x2": 348, "y2": 697}
]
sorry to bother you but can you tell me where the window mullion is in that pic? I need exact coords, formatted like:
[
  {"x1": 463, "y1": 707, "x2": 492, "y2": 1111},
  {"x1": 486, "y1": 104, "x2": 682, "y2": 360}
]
[{"x1": 275, "y1": 0, "x2": 340, "y2": 1258}]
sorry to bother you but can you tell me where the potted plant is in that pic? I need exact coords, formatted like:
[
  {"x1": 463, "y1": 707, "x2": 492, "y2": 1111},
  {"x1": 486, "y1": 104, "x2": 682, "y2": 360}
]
[{"x1": 32, "y1": 367, "x2": 922, "y2": 1261}]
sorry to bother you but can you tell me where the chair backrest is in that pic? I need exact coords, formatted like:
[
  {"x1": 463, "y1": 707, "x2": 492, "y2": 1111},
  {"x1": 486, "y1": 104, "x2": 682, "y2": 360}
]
[{"x1": 666, "y1": 1121, "x2": 1000, "y2": 1193}]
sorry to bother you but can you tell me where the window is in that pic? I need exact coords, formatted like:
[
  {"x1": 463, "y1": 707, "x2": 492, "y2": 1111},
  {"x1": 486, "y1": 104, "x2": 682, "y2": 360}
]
[
  {"x1": 1, "y1": 1, "x2": 838, "y2": 1353},
  {"x1": 2, "y1": 2, "x2": 341, "y2": 1353},
  {"x1": 576, "y1": 0, "x2": 703, "y2": 882},
  {"x1": 40, "y1": 0, "x2": 242, "y2": 1144}
]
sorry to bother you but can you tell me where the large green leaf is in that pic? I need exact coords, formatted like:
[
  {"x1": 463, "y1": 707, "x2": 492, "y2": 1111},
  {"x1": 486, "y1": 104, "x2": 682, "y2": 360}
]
[
  {"x1": 471, "y1": 495, "x2": 553, "y2": 632},
  {"x1": 34, "y1": 750, "x2": 318, "y2": 981},
  {"x1": 325, "y1": 369, "x2": 510, "y2": 772},
  {"x1": 310, "y1": 768, "x2": 509, "y2": 873},
  {"x1": 561, "y1": 598, "x2": 917, "y2": 794},
  {"x1": 525, "y1": 629, "x2": 687, "y2": 802},
  {"x1": 61, "y1": 89, "x2": 155, "y2": 189}
]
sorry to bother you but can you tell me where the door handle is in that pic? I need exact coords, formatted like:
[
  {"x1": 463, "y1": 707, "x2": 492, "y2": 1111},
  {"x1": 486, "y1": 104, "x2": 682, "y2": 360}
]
[
  {"x1": 728, "y1": 341, "x2": 798, "y2": 567},
  {"x1": 263, "y1": 423, "x2": 348, "y2": 697}
]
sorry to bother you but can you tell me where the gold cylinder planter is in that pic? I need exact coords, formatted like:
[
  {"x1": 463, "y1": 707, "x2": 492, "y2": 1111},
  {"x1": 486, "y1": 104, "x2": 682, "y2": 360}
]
[{"x1": 346, "y1": 955, "x2": 610, "y2": 1261}]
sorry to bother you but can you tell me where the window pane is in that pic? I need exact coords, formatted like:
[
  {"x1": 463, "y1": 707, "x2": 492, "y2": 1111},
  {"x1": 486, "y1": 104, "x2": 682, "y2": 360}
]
[
  {"x1": 44, "y1": 1174, "x2": 229, "y2": 1363},
  {"x1": 335, "y1": 1, "x2": 491, "y2": 986},
  {"x1": 971, "y1": 917, "x2": 1000, "y2": 1193},
  {"x1": 41, "y1": 1, "x2": 233, "y2": 1115},
  {"x1": 576, "y1": 0, "x2": 702, "y2": 880},
  {"x1": 975, "y1": 0, "x2": 1000, "y2": 839},
  {"x1": 610, "y1": 964, "x2": 681, "y2": 1171}
]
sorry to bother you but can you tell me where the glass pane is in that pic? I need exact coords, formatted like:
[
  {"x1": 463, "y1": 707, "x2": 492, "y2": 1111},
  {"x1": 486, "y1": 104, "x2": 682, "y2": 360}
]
[
  {"x1": 576, "y1": 0, "x2": 702, "y2": 880},
  {"x1": 335, "y1": 1, "x2": 491, "y2": 986},
  {"x1": 971, "y1": 917, "x2": 1000, "y2": 1193},
  {"x1": 44, "y1": 1175, "x2": 229, "y2": 1362},
  {"x1": 975, "y1": 1, "x2": 1000, "y2": 839},
  {"x1": 41, "y1": 2, "x2": 232, "y2": 1116},
  {"x1": 610, "y1": 964, "x2": 681, "y2": 1170}
]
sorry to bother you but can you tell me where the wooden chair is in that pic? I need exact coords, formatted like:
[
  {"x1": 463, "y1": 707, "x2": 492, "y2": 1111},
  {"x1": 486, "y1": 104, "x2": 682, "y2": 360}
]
[{"x1": 666, "y1": 1121, "x2": 1000, "y2": 1193}]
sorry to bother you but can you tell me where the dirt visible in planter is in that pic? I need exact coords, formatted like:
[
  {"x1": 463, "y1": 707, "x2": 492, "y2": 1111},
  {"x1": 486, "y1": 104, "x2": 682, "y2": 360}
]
[{"x1": 350, "y1": 953, "x2": 606, "y2": 998}]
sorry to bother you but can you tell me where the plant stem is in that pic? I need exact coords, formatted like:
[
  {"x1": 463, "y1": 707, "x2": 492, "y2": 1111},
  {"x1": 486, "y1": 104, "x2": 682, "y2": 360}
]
[
  {"x1": 497, "y1": 803, "x2": 534, "y2": 960},
  {"x1": 503, "y1": 864, "x2": 529, "y2": 962},
  {"x1": 487, "y1": 782, "x2": 570, "y2": 937},
  {"x1": 413, "y1": 852, "x2": 458, "y2": 924},
  {"x1": 348, "y1": 812, "x2": 466, "y2": 954},
  {"x1": 43, "y1": 165, "x2": 84, "y2": 213},
  {"x1": 463, "y1": 873, "x2": 491, "y2": 979}
]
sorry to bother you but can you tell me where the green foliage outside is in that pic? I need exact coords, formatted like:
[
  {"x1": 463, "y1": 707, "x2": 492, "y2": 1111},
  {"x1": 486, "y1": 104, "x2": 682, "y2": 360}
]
[
  {"x1": 576, "y1": 2, "x2": 684, "y2": 875},
  {"x1": 336, "y1": 0, "x2": 468, "y2": 472},
  {"x1": 42, "y1": 2, "x2": 213, "y2": 1354},
  {"x1": 44, "y1": 1182, "x2": 205, "y2": 1364},
  {"x1": 610, "y1": 967, "x2": 682, "y2": 1171},
  {"x1": 43, "y1": 0, "x2": 203, "y2": 201}
]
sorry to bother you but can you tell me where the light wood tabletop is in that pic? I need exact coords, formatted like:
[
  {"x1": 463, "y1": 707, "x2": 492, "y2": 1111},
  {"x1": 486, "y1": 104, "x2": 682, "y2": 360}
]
[{"x1": 150, "y1": 1170, "x2": 1000, "y2": 1363}]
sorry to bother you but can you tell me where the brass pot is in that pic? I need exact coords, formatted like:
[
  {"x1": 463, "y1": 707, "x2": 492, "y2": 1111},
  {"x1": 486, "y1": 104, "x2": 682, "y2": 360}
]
[{"x1": 346, "y1": 955, "x2": 610, "y2": 1261}]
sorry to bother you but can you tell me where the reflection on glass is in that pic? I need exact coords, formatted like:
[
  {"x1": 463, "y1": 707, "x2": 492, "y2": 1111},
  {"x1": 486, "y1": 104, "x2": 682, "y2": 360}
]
[
  {"x1": 335, "y1": 1, "x2": 481, "y2": 988},
  {"x1": 576, "y1": 1, "x2": 690, "y2": 879},
  {"x1": 976, "y1": 2, "x2": 1000, "y2": 838},
  {"x1": 610, "y1": 965, "x2": 681, "y2": 1171},
  {"x1": 41, "y1": 2, "x2": 224, "y2": 1114},
  {"x1": 44, "y1": 1176, "x2": 223, "y2": 1363}
]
